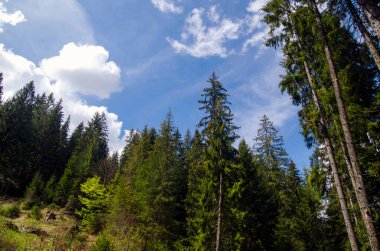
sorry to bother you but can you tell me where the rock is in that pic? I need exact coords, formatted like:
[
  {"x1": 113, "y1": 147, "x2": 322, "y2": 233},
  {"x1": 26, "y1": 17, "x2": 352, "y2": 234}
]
[{"x1": 45, "y1": 212, "x2": 56, "y2": 222}]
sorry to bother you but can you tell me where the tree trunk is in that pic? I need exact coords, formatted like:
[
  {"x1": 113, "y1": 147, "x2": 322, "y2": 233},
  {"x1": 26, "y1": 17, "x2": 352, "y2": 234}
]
[
  {"x1": 309, "y1": 1, "x2": 380, "y2": 249},
  {"x1": 357, "y1": 0, "x2": 380, "y2": 40},
  {"x1": 346, "y1": 0, "x2": 380, "y2": 71},
  {"x1": 310, "y1": 85, "x2": 359, "y2": 251},
  {"x1": 215, "y1": 173, "x2": 223, "y2": 251},
  {"x1": 289, "y1": 11, "x2": 360, "y2": 250}
]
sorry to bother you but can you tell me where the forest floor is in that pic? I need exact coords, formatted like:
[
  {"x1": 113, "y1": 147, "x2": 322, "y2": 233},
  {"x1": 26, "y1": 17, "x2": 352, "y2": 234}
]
[{"x1": 0, "y1": 198, "x2": 96, "y2": 250}]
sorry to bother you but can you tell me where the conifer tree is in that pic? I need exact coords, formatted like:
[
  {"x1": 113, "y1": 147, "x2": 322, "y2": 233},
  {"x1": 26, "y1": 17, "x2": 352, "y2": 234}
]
[
  {"x1": 55, "y1": 112, "x2": 109, "y2": 208},
  {"x1": 253, "y1": 115, "x2": 288, "y2": 187},
  {"x1": 107, "y1": 130, "x2": 146, "y2": 250},
  {"x1": 0, "y1": 82, "x2": 35, "y2": 194},
  {"x1": 190, "y1": 73, "x2": 239, "y2": 250},
  {"x1": 227, "y1": 140, "x2": 277, "y2": 250}
]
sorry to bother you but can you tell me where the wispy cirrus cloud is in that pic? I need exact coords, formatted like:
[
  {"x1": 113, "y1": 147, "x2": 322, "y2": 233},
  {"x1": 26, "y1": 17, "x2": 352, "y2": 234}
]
[
  {"x1": 166, "y1": 1, "x2": 272, "y2": 59},
  {"x1": 151, "y1": 0, "x2": 183, "y2": 14},
  {"x1": 167, "y1": 6, "x2": 242, "y2": 58}
]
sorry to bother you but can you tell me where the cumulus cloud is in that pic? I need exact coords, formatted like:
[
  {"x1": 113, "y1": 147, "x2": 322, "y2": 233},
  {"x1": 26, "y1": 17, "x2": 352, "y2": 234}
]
[
  {"x1": 40, "y1": 42, "x2": 121, "y2": 99},
  {"x1": 0, "y1": 2, "x2": 26, "y2": 32},
  {"x1": 151, "y1": 0, "x2": 183, "y2": 14},
  {"x1": 167, "y1": 7, "x2": 241, "y2": 58},
  {"x1": 0, "y1": 43, "x2": 128, "y2": 154}
]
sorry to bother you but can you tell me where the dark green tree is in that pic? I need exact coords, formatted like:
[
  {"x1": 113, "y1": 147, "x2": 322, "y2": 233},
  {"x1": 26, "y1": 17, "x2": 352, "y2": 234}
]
[
  {"x1": 0, "y1": 82, "x2": 35, "y2": 194},
  {"x1": 55, "y1": 112, "x2": 109, "y2": 208}
]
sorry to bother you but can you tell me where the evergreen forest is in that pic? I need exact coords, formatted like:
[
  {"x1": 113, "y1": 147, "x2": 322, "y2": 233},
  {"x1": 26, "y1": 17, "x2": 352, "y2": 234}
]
[{"x1": 0, "y1": 0, "x2": 379, "y2": 250}]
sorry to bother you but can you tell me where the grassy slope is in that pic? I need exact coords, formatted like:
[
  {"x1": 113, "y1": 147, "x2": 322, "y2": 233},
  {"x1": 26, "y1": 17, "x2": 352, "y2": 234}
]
[{"x1": 0, "y1": 199, "x2": 96, "y2": 251}]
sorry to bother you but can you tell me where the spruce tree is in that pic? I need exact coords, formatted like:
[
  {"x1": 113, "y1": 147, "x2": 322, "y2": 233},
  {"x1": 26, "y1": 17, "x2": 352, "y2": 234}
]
[
  {"x1": 55, "y1": 112, "x2": 109, "y2": 208},
  {"x1": 0, "y1": 82, "x2": 35, "y2": 194},
  {"x1": 189, "y1": 73, "x2": 239, "y2": 250},
  {"x1": 253, "y1": 115, "x2": 288, "y2": 187}
]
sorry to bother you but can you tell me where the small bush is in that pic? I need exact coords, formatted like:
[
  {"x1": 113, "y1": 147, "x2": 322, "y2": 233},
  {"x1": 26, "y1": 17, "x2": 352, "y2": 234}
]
[
  {"x1": 92, "y1": 233, "x2": 113, "y2": 251},
  {"x1": 47, "y1": 203, "x2": 60, "y2": 210},
  {"x1": 1, "y1": 204, "x2": 20, "y2": 219},
  {"x1": 24, "y1": 171, "x2": 45, "y2": 207},
  {"x1": 28, "y1": 205, "x2": 42, "y2": 220}
]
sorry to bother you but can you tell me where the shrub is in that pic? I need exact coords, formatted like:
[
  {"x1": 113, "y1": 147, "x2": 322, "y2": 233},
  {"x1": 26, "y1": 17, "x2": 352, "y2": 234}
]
[
  {"x1": 24, "y1": 171, "x2": 45, "y2": 207},
  {"x1": 92, "y1": 233, "x2": 113, "y2": 251},
  {"x1": 1, "y1": 204, "x2": 20, "y2": 219},
  {"x1": 47, "y1": 203, "x2": 60, "y2": 210},
  {"x1": 28, "y1": 205, "x2": 42, "y2": 220}
]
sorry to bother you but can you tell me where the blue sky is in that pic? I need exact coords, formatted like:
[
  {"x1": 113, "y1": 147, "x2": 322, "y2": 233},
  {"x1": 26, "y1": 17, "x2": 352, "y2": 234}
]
[{"x1": 0, "y1": 0, "x2": 313, "y2": 169}]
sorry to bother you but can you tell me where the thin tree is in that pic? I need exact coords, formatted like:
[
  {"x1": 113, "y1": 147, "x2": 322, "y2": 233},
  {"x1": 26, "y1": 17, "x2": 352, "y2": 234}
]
[{"x1": 309, "y1": 0, "x2": 379, "y2": 249}]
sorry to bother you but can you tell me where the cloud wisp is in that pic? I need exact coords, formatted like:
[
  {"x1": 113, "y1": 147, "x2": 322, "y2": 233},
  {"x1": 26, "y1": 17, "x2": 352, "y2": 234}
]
[
  {"x1": 151, "y1": 0, "x2": 183, "y2": 14},
  {"x1": 0, "y1": 2, "x2": 25, "y2": 32},
  {"x1": 0, "y1": 43, "x2": 128, "y2": 154},
  {"x1": 167, "y1": 0, "x2": 272, "y2": 58},
  {"x1": 167, "y1": 7, "x2": 242, "y2": 58}
]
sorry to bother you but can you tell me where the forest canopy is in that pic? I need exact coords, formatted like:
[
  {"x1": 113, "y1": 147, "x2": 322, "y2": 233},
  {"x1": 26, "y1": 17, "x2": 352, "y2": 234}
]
[{"x1": 0, "y1": 0, "x2": 379, "y2": 250}]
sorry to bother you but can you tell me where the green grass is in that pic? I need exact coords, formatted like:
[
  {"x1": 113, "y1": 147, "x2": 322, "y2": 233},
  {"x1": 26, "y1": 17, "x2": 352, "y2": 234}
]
[
  {"x1": 0, "y1": 201, "x2": 95, "y2": 251},
  {"x1": 0, "y1": 204, "x2": 20, "y2": 219}
]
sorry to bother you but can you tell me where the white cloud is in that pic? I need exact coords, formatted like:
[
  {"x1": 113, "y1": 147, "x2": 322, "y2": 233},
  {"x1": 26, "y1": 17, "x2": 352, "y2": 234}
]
[
  {"x1": 247, "y1": 0, "x2": 268, "y2": 13},
  {"x1": 241, "y1": 0, "x2": 270, "y2": 54},
  {"x1": 207, "y1": 5, "x2": 220, "y2": 23},
  {"x1": 167, "y1": 7, "x2": 241, "y2": 58},
  {"x1": 2, "y1": 0, "x2": 95, "y2": 60},
  {"x1": 40, "y1": 42, "x2": 121, "y2": 99},
  {"x1": 0, "y1": 43, "x2": 128, "y2": 154},
  {"x1": 151, "y1": 0, "x2": 183, "y2": 14},
  {"x1": 242, "y1": 28, "x2": 269, "y2": 57},
  {"x1": 0, "y1": 2, "x2": 25, "y2": 32}
]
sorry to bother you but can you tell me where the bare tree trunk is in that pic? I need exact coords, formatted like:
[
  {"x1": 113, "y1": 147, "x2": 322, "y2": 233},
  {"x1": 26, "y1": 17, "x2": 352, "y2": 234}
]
[
  {"x1": 289, "y1": 10, "x2": 360, "y2": 250},
  {"x1": 356, "y1": 0, "x2": 380, "y2": 40},
  {"x1": 309, "y1": 1, "x2": 379, "y2": 249},
  {"x1": 346, "y1": 0, "x2": 380, "y2": 71},
  {"x1": 215, "y1": 173, "x2": 223, "y2": 251}
]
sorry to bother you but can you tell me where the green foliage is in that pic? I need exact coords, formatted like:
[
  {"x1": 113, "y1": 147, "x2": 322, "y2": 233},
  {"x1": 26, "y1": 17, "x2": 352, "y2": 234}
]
[
  {"x1": 0, "y1": 82, "x2": 35, "y2": 194},
  {"x1": 24, "y1": 171, "x2": 45, "y2": 208},
  {"x1": 92, "y1": 233, "x2": 113, "y2": 251},
  {"x1": 55, "y1": 112, "x2": 109, "y2": 207},
  {"x1": 0, "y1": 204, "x2": 20, "y2": 219},
  {"x1": 28, "y1": 205, "x2": 42, "y2": 220},
  {"x1": 76, "y1": 176, "x2": 109, "y2": 234},
  {"x1": 187, "y1": 73, "x2": 241, "y2": 250}
]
